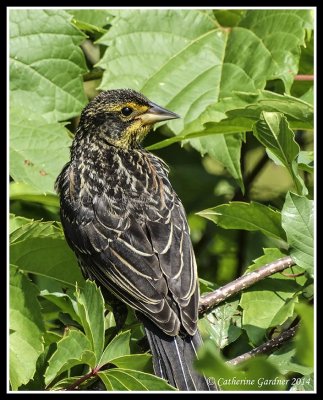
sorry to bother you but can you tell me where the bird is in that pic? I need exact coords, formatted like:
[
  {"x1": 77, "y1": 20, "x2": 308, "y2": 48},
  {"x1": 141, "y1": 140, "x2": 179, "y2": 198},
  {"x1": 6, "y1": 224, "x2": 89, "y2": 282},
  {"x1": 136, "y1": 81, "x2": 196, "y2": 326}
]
[{"x1": 55, "y1": 89, "x2": 216, "y2": 391}]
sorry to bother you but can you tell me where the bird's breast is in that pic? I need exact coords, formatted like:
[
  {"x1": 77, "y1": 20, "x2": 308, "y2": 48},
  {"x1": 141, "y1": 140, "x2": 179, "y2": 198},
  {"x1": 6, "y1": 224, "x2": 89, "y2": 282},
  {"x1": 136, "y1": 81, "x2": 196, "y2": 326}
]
[{"x1": 72, "y1": 148, "x2": 172, "y2": 219}]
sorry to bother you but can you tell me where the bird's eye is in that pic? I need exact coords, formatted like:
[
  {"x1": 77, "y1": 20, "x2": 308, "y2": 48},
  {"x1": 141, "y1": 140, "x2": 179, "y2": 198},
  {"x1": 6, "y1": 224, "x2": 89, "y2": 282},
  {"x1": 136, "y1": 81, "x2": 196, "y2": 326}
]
[{"x1": 121, "y1": 107, "x2": 133, "y2": 116}]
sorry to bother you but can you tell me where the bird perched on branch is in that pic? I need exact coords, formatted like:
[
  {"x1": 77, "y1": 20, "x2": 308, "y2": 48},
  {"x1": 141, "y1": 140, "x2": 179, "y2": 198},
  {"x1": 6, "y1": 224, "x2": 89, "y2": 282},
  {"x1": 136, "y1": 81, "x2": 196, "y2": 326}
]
[{"x1": 55, "y1": 89, "x2": 215, "y2": 391}]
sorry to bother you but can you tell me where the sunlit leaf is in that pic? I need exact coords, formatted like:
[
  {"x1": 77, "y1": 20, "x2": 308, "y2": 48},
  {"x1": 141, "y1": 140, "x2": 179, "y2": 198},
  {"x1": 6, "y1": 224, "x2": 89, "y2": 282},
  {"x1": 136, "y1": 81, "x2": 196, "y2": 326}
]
[
  {"x1": 98, "y1": 369, "x2": 176, "y2": 391},
  {"x1": 10, "y1": 266, "x2": 44, "y2": 390},
  {"x1": 253, "y1": 112, "x2": 307, "y2": 195},
  {"x1": 45, "y1": 330, "x2": 95, "y2": 386},
  {"x1": 197, "y1": 201, "x2": 286, "y2": 241},
  {"x1": 10, "y1": 9, "x2": 87, "y2": 122},
  {"x1": 10, "y1": 216, "x2": 84, "y2": 287},
  {"x1": 281, "y1": 192, "x2": 314, "y2": 274},
  {"x1": 76, "y1": 280, "x2": 105, "y2": 362}
]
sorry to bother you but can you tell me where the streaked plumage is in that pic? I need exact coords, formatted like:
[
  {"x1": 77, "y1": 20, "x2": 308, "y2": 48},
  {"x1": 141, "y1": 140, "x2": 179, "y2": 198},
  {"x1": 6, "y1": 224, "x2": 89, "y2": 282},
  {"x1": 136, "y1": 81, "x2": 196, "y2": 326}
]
[{"x1": 55, "y1": 89, "x2": 215, "y2": 391}]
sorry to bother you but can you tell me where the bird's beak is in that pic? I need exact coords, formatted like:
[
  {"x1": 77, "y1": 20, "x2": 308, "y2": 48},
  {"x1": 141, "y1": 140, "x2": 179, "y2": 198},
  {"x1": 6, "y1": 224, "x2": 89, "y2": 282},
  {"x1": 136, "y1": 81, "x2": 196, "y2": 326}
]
[{"x1": 140, "y1": 101, "x2": 180, "y2": 125}]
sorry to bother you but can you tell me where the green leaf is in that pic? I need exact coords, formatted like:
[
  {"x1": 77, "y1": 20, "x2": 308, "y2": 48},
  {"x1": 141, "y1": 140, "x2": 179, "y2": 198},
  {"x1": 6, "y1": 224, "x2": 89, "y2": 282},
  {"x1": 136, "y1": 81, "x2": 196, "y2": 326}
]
[
  {"x1": 10, "y1": 9, "x2": 88, "y2": 122},
  {"x1": 239, "y1": 249, "x2": 301, "y2": 344},
  {"x1": 45, "y1": 330, "x2": 95, "y2": 386},
  {"x1": 20, "y1": 344, "x2": 56, "y2": 390},
  {"x1": 267, "y1": 342, "x2": 313, "y2": 375},
  {"x1": 253, "y1": 112, "x2": 307, "y2": 195},
  {"x1": 198, "y1": 299, "x2": 242, "y2": 349},
  {"x1": 49, "y1": 375, "x2": 97, "y2": 391},
  {"x1": 190, "y1": 133, "x2": 245, "y2": 192},
  {"x1": 294, "y1": 303, "x2": 314, "y2": 368},
  {"x1": 10, "y1": 105, "x2": 71, "y2": 194},
  {"x1": 239, "y1": 10, "x2": 310, "y2": 91},
  {"x1": 225, "y1": 90, "x2": 313, "y2": 127},
  {"x1": 281, "y1": 192, "x2": 314, "y2": 274},
  {"x1": 9, "y1": 213, "x2": 31, "y2": 234},
  {"x1": 109, "y1": 354, "x2": 152, "y2": 371},
  {"x1": 300, "y1": 86, "x2": 314, "y2": 105},
  {"x1": 98, "y1": 330, "x2": 131, "y2": 368},
  {"x1": 40, "y1": 290, "x2": 81, "y2": 325},
  {"x1": 10, "y1": 266, "x2": 44, "y2": 390},
  {"x1": 213, "y1": 9, "x2": 245, "y2": 27},
  {"x1": 196, "y1": 340, "x2": 285, "y2": 391},
  {"x1": 197, "y1": 201, "x2": 286, "y2": 241},
  {"x1": 76, "y1": 280, "x2": 105, "y2": 362},
  {"x1": 10, "y1": 182, "x2": 60, "y2": 207},
  {"x1": 67, "y1": 9, "x2": 114, "y2": 32},
  {"x1": 297, "y1": 151, "x2": 314, "y2": 174},
  {"x1": 10, "y1": 217, "x2": 61, "y2": 244},
  {"x1": 10, "y1": 216, "x2": 84, "y2": 287},
  {"x1": 147, "y1": 90, "x2": 313, "y2": 151},
  {"x1": 98, "y1": 369, "x2": 177, "y2": 391}
]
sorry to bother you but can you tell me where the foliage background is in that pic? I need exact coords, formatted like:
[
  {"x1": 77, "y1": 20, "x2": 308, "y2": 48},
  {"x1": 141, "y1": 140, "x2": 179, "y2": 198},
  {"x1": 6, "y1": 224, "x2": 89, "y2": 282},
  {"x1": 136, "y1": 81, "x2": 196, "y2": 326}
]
[{"x1": 9, "y1": 8, "x2": 314, "y2": 392}]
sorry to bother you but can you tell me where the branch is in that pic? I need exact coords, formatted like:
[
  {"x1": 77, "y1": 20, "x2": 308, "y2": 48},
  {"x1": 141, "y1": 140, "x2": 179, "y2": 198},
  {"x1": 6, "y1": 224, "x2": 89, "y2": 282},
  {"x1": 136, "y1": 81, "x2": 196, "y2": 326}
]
[
  {"x1": 227, "y1": 324, "x2": 298, "y2": 366},
  {"x1": 199, "y1": 256, "x2": 295, "y2": 315},
  {"x1": 64, "y1": 367, "x2": 100, "y2": 391}
]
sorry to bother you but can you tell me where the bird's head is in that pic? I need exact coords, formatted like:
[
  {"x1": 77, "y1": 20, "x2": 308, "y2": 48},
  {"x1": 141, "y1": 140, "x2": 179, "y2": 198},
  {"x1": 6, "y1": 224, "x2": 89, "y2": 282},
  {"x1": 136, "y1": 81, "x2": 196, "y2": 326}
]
[{"x1": 78, "y1": 89, "x2": 180, "y2": 149}]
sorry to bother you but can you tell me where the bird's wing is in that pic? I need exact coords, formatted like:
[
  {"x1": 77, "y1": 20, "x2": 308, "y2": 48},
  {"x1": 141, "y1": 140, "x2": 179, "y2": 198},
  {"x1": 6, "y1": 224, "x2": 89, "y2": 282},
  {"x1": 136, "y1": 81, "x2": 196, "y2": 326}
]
[
  {"x1": 62, "y1": 192, "x2": 182, "y2": 336},
  {"x1": 145, "y1": 196, "x2": 199, "y2": 335}
]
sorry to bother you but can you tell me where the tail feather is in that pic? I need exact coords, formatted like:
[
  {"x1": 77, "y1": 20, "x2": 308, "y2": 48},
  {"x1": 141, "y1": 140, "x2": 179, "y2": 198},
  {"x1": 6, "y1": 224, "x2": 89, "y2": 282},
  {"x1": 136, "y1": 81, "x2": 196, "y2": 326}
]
[{"x1": 142, "y1": 316, "x2": 216, "y2": 391}]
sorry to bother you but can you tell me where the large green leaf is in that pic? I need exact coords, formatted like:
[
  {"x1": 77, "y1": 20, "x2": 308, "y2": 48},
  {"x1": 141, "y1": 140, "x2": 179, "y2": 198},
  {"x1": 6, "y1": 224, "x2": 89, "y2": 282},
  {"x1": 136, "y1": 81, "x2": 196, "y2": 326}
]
[
  {"x1": 10, "y1": 9, "x2": 87, "y2": 122},
  {"x1": 98, "y1": 369, "x2": 176, "y2": 391},
  {"x1": 10, "y1": 216, "x2": 84, "y2": 287},
  {"x1": 238, "y1": 10, "x2": 309, "y2": 91},
  {"x1": 10, "y1": 266, "x2": 45, "y2": 390},
  {"x1": 76, "y1": 280, "x2": 105, "y2": 363},
  {"x1": 45, "y1": 330, "x2": 95, "y2": 386},
  {"x1": 253, "y1": 112, "x2": 307, "y2": 195},
  {"x1": 10, "y1": 105, "x2": 71, "y2": 194},
  {"x1": 197, "y1": 201, "x2": 286, "y2": 241},
  {"x1": 281, "y1": 192, "x2": 314, "y2": 274}
]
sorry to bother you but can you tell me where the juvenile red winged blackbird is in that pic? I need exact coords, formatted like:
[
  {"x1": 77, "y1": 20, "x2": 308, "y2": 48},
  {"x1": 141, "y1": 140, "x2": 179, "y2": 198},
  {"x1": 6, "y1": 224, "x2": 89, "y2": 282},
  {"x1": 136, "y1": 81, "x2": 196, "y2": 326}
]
[{"x1": 55, "y1": 89, "x2": 215, "y2": 391}]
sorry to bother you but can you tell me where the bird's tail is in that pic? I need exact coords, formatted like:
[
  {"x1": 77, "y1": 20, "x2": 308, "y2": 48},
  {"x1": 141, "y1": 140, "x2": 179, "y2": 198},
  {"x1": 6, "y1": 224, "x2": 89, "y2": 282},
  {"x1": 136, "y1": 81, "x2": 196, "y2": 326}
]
[{"x1": 143, "y1": 317, "x2": 217, "y2": 391}]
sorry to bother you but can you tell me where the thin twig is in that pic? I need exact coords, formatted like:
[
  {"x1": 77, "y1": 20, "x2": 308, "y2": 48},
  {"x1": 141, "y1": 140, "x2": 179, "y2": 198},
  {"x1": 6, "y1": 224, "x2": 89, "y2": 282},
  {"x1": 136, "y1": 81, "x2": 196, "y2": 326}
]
[
  {"x1": 228, "y1": 324, "x2": 298, "y2": 366},
  {"x1": 294, "y1": 75, "x2": 314, "y2": 81},
  {"x1": 199, "y1": 256, "x2": 295, "y2": 315}
]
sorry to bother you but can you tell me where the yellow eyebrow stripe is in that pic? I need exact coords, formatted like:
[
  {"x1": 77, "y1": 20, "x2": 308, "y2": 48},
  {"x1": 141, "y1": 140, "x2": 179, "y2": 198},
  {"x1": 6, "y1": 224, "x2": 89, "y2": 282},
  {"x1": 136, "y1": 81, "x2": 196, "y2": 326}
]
[{"x1": 106, "y1": 102, "x2": 149, "y2": 113}]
